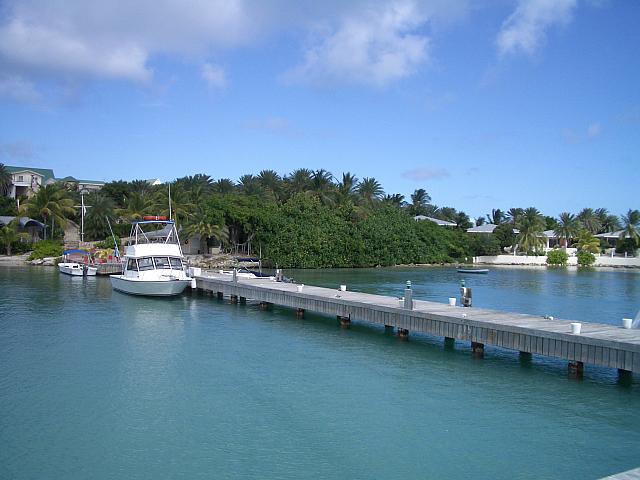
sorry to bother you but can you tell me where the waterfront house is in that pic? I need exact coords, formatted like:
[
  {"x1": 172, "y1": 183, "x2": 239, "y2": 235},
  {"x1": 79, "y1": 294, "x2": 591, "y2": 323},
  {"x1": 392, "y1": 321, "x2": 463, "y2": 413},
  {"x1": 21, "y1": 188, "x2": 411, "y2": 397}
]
[{"x1": 3, "y1": 165, "x2": 105, "y2": 198}]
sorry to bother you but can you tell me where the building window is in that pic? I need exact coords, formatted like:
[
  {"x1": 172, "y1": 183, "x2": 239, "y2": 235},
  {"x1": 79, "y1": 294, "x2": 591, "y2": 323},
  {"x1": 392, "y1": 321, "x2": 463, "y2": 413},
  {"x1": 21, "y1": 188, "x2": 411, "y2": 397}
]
[{"x1": 18, "y1": 175, "x2": 23, "y2": 182}]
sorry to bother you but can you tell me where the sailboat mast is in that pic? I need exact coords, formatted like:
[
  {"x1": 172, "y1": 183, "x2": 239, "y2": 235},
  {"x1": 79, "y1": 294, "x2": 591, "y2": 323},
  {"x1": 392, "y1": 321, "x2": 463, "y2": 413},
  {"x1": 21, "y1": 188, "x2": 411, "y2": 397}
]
[
  {"x1": 80, "y1": 192, "x2": 85, "y2": 243},
  {"x1": 168, "y1": 182, "x2": 172, "y2": 221}
]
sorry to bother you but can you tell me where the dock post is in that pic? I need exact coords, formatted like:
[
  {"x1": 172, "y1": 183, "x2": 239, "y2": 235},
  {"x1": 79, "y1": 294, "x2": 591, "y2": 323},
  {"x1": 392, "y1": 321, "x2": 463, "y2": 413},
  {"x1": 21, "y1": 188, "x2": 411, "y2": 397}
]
[
  {"x1": 617, "y1": 369, "x2": 633, "y2": 386},
  {"x1": 259, "y1": 302, "x2": 270, "y2": 310},
  {"x1": 239, "y1": 296, "x2": 246, "y2": 304},
  {"x1": 217, "y1": 291, "x2": 223, "y2": 300},
  {"x1": 397, "y1": 328, "x2": 409, "y2": 340},
  {"x1": 337, "y1": 315, "x2": 351, "y2": 327},
  {"x1": 471, "y1": 341, "x2": 484, "y2": 357},
  {"x1": 568, "y1": 361, "x2": 584, "y2": 378},
  {"x1": 444, "y1": 337, "x2": 455, "y2": 349},
  {"x1": 519, "y1": 351, "x2": 532, "y2": 361},
  {"x1": 230, "y1": 294, "x2": 238, "y2": 304},
  {"x1": 296, "y1": 308, "x2": 305, "y2": 319},
  {"x1": 384, "y1": 324, "x2": 394, "y2": 332},
  {"x1": 403, "y1": 281, "x2": 413, "y2": 310}
]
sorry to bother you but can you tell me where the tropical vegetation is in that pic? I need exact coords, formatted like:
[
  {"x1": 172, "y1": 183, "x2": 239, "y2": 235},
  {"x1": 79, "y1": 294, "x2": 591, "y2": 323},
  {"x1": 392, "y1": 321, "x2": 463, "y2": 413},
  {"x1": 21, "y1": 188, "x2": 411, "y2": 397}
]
[{"x1": 0, "y1": 167, "x2": 637, "y2": 266}]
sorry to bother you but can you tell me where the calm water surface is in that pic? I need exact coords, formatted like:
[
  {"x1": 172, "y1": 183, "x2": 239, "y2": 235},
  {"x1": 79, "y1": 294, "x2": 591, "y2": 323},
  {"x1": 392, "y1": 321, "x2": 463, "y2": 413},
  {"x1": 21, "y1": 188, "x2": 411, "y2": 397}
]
[{"x1": 1, "y1": 266, "x2": 639, "y2": 479}]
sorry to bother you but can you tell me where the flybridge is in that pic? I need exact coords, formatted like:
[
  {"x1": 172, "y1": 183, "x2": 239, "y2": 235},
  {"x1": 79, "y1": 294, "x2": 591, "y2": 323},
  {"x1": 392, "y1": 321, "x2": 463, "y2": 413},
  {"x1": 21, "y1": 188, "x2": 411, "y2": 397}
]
[{"x1": 128, "y1": 219, "x2": 181, "y2": 250}]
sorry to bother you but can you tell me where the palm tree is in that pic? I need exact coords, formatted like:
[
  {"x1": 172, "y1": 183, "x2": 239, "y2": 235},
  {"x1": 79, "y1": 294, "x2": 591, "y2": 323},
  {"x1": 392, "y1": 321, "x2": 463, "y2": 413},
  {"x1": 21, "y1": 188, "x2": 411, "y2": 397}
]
[
  {"x1": 438, "y1": 207, "x2": 457, "y2": 223},
  {"x1": 382, "y1": 194, "x2": 406, "y2": 209},
  {"x1": 116, "y1": 192, "x2": 151, "y2": 222},
  {"x1": 574, "y1": 230, "x2": 600, "y2": 254},
  {"x1": 257, "y1": 169, "x2": 282, "y2": 203},
  {"x1": 19, "y1": 184, "x2": 74, "y2": 240},
  {"x1": 0, "y1": 163, "x2": 13, "y2": 196},
  {"x1": 454, "y1": 211, "x2": 472, "y2": 230},
  {"x1": 212, "y1": 178, "x2": 235, "y2": 194},
  {"x1": 152, "y1": 185, "x2": 194, "y2": 229},
  {"x1": 486, "y1": 208, "x2": 505, "y2": 225},
  {"x1": 238, "y1": 174, "x2": 263, "y2": 197},
  {"x1": 310, "y1": 169, "x2": 335, "y2": 205},
  {"x1": 620, "y1": 209, "x2": 640, "y2": 245},
  {"x1": 475, "y1": 217, "x2": 486, "y2": 227},
  {"x1": 131, "y1": 179, "x2": 152, "y2": 196},
  {"x1": 554, "y1": 212, "x2": 580, "y2": 248},
  {"x1": 515, "y1": 207, "x2": 545, "y2": 253},
  {"x1": 506, "y1": 207, "x2": 524, "y2": 226},
  {"x1": 335, "y1": 172, "x2": 358, "y2": 204},
  {"x1": 356, "y1": 177, "x2": 384, "y2": 207},
  {"x1": 184, "y1": 218, "x2": 229, "y2": 252},
  {"x1": 0, "y1": 219, "x2": 20, "y2": 255},
  {"x1": 577, "y1": 208, "x2": 601, "y2": 234},
  {"x1": 594, "y1": 208, "x2": 621, "y2": 233},
  {"x1": 408, "y1": 188, "x2": 431, "y2": 216},
  {"x1": 83, "y1": 192, "x2": 115, "y2": 241},
  {"x1": 284, "y1": 168, "x2": 313, "y2": 197}
]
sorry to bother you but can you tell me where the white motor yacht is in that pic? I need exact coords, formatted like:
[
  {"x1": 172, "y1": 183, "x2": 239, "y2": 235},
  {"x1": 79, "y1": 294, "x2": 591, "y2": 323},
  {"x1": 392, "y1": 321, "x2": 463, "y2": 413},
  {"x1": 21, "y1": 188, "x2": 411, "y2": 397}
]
[{"x1": 110, "y1": 219, "x2": 192, "y2": 296}]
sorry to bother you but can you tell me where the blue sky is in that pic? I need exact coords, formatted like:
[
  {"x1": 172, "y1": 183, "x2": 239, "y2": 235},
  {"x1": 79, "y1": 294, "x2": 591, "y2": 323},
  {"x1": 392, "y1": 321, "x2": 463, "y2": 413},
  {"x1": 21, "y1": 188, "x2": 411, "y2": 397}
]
[{"x1": 0, "y1": 0, "x2": 638, "y2": 220}]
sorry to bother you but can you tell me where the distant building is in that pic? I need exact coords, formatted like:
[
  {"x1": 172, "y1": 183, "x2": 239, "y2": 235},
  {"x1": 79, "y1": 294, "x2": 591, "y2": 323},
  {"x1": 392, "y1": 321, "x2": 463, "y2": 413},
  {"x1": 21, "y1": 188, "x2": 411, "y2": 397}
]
[
  {"x1": 3, "y1": 165, "x2": 104, "y2": 198},
  {"x1": 413, "y1": 215, "x2": 457, "y2": 227},
  {"x1": 146, "y1": 178, "x2": 163, "y2": 186},
  {"x1": 466, "y1": 224, "x2": 519, "y2": 234},
  {"x1": 56, "y1": 176, "x2": 105, "y2": 192}
]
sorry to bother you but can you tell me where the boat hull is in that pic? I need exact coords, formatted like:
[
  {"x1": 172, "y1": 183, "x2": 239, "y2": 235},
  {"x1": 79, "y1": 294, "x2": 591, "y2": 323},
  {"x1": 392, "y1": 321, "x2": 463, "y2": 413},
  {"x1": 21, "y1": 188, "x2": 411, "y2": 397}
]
[
  {"x1": 457, "y1": 268, "x2": 489, "y2": 274},
  {"x1": 110, "y1": 275, "x2": 191, "y2": 296},
  {"x1": 59, "y1": 263, "x2": 97, "y2": 276}
]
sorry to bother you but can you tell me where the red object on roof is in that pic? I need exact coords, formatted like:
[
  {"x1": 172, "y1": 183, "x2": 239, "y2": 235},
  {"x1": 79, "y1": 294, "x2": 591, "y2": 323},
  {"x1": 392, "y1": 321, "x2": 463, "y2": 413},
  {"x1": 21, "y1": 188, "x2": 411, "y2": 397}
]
[{"x1": 143, "y1": 215, "x2": 168, "y2": 221}]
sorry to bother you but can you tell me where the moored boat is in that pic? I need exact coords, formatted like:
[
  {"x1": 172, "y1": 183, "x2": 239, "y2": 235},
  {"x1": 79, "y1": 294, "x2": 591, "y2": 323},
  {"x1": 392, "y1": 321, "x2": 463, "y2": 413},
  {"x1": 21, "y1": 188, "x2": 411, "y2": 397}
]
[
  {"x1": 58, "y1": 249, "x2": 98, "y2": 276},
  {"x1": 109, "y1": 219, "x2": 192, "y2": 296},
  {"x1": 456, "y1": 268, "x2": 489, "y2": 274}
]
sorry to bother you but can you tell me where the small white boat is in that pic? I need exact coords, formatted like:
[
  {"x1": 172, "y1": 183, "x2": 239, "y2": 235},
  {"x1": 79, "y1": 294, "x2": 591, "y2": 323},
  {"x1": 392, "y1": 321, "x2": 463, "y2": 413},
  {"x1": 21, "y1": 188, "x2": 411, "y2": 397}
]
[
  {"x1": 456, "y1": 268, "x2": 489, "y2": 274},
  {"x1": 110, "y1": 218, "x2": 192, "y2": 296},
  {"x1": 217, "y1": 267, "x2": 258, "y2": 279},
  {"x1": 58, "y1": 250, "x2": 98, "y2": 276}
]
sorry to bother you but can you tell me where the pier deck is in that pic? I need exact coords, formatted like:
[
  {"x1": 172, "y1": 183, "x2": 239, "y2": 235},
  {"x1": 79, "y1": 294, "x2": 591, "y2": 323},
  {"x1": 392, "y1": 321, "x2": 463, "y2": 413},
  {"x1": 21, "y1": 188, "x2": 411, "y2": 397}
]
[{"x1": 195, "y1": 274, "x2": 640, "y2": 374}]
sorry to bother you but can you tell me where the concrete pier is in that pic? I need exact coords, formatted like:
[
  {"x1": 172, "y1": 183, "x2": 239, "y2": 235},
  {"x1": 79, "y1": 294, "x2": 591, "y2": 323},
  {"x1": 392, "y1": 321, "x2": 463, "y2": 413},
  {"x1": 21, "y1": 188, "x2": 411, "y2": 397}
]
[{"x1": 196, "y1": 274, "x2": 640, "y2": 376}]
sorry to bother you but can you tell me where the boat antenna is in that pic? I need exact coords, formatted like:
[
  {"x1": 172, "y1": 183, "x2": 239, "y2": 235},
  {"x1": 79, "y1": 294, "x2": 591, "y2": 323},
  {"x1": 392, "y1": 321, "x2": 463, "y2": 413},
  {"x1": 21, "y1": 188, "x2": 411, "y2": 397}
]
[
  {"x1": 168, "y1": 181, "x2": 172, "y2": 221},
  {"x1": 106, "y1": 216, "x2": 120, "y2": 258}
]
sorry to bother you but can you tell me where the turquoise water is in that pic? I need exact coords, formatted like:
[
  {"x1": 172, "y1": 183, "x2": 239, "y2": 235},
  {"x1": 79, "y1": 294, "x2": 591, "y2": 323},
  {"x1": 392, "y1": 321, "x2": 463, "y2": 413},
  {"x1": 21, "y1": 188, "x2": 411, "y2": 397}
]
[{"x1": 1, "y1": 266, "x2": 639, "y2": 479}]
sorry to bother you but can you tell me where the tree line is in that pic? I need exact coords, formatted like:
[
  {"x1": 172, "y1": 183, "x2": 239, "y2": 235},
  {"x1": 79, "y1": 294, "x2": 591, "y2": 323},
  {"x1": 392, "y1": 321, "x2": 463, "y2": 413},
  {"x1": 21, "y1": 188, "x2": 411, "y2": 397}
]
[{"x1": 1, "y1": 164, "x2": 638, "y2": 264}]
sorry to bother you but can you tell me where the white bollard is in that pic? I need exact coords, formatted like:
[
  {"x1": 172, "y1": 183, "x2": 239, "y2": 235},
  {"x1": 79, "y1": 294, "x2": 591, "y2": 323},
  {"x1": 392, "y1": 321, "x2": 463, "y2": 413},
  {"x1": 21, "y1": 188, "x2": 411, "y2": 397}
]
[
  {"x1": 622, "y1": 318, "x2": 632, "y2": 329},
  {"x1": 448, "y1": 297, "x2": 456, "y2": 307},
  {"x1": 571, "y1": 322, "x2": 582, "y2": 335},
  {"x1": 297, "y1": 284, "x2": 304, "y2": 292},
  {"x1": 340, "y1": 285, "x2": 347, "y2": 291}
]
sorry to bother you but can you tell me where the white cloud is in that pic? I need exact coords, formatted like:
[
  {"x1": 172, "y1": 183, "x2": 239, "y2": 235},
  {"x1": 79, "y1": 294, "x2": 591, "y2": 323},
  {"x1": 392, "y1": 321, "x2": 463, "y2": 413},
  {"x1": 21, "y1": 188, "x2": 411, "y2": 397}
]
[
  {"x1": 0, "y1": 75, "x2": 42, "y2": 103},
  {"x1": 0, "y1": 0, "x2": 252, "y2": 94},
  {"x1": 202, "y1": 63, "x2": 227, "y2": 89},
  {"x1": 497, "y1": 0, "x2": 577, "y2": 56},
  {"x1": 586, "y1": 122, "x2": 601, "y2": 138},
  {"x1": 283, "y1": 1, "x2": 430, "y2": 87},
  {"x1": 402, "y1": 167, "x2": 450, "y2": 181}
]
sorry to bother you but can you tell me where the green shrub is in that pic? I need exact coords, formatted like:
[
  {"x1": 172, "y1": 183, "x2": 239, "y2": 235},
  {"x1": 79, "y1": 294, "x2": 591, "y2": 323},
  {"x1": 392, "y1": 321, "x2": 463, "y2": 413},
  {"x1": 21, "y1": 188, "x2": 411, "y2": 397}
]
[
  {"x1": 546, "y1": 249, "x2": 569, "y2": 266},
  {"x1": 577, "y1": 251, "x2": 596, "y2": 267},
  {"x1": 28, "y1": 240, "x2": 63, "y2": 260},
  {"x1": 10, "y1": 240, "x2": 33, "y2": 255}
]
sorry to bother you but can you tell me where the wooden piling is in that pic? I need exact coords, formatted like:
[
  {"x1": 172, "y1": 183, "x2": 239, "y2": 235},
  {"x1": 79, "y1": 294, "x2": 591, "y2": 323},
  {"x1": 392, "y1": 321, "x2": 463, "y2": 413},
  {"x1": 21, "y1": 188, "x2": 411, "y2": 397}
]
[
  {"x1": 471, "y1": 341, "x2": 484, "y2": 357},
  {"x1": 337, "y1": 315, "x2": 351, "y2": 327},
  {"x1": 397, "y1": 328, "x2": 409, "y2": 340},
  {"x1": 296, "y1": 308, "x2": 305, "y2": 319},
  {"x1": 568, "y1": 361, "x2": 584, "y2": 378}
]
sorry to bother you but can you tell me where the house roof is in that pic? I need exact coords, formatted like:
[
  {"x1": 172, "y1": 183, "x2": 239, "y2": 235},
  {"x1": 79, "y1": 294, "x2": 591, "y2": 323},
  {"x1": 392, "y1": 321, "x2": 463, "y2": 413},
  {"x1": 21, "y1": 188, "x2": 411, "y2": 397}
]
[
  {"x1": 56, "y1": 175, "x2": 105, "y2": 185},
  {"x1": 0, "y1": 216, "x2": 45, "y2": 229},
  {"x1": 413, "y1": 215, "x2": 457, "y2": 226},
  {"x1": 467, "y1": 223, "x2": 498, "y2": 233},
  {"x1": 595, "y1": 230, "x2": 629, "y2": 239},
  {"x1": 466, "y1": 223, "x2": 520, "y2": 234},
  {"x1": 4, "y1": 165, "x2": 55, "y2": 183}
]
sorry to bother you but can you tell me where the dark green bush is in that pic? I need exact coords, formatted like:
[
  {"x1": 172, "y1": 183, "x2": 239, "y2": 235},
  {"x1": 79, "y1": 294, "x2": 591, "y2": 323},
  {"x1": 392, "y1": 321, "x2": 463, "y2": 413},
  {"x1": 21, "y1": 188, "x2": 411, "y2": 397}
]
[
  {"x1": 28, "y1": 240, "x2": 63, "y2": 260},
  {"x1": 577, "y1": 251, "x2": 596, "y2": 267}
]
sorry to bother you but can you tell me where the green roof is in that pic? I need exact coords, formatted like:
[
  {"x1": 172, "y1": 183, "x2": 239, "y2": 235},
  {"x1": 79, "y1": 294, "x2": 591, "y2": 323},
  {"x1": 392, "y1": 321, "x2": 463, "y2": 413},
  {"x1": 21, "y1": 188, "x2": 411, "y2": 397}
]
[
  {"x1": 56, "y1": 176, "x2": 105, "y2": 185},
  {"x1": 5, "y1": 165, "x2": 56, "y2": 183}
]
